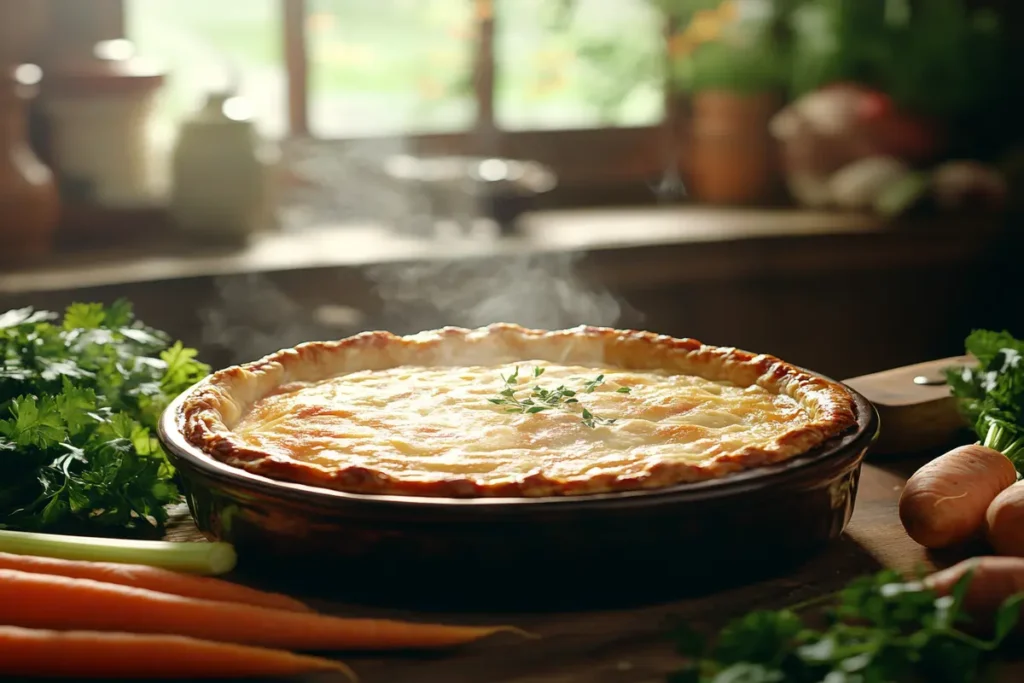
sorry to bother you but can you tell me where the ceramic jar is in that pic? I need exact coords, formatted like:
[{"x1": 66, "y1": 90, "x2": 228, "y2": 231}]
[
  {"x1": 170, "y1": 91, "x2": 277, "y2": 243},
  {"x1": 43, "y1": 41, "x2": 165, "y2": 207}
]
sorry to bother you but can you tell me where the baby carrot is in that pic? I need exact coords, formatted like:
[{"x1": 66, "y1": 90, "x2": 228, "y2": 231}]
[
  {"x1": 0, "y1": 625, "x2": 354, "y2": 679},
  {"x1": 0, "y1": 552, "x2": 311, "y2": 613},
  {"x1": 0, "y1": 569, "x2": 523, "y2": 651}
]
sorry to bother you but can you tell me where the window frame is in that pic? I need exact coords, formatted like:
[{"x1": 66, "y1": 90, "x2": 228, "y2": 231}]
[{"x1": 47, "y1": 0, "x2": 681, "y2": 203}]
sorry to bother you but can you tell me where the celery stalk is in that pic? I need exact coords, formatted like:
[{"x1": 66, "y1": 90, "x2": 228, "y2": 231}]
[{"x1": 0, "y1": 529, "x2": 237, "y2": 575}]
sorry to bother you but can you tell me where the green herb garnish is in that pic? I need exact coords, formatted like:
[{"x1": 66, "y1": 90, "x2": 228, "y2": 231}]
[
  {"x1": 0, "y1": 301, "x2": 209, "y2": 536},
  {"x1": 487, "y1": 366, "x2": 628, "y2": 428},
  {"x1": 669, "y1": 569, "x2": 1024, "y2": 682},
  {"x1": 945, "y1": 330, "x2": 1024, "y2": 470}
]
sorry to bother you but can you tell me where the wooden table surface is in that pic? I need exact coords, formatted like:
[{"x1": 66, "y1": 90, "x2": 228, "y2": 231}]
[{"x1": 163, "y1": 451, "x2": 1018, "y2": 683}]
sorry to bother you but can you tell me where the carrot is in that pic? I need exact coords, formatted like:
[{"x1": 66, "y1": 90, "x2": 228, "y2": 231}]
[
  {"x1": 987, "y1": 483, "x2": 1024, "y2": 556},
  {"x1": 0, "y1": 569, "x2": 524, "y2": 651},
  {"x1": 899, "y1": 444, "x2": 1018, "y2": 549},
  {"x1": 925, "y1": 556, "x2": 1024, "y2": 618},
  {"x1": 0, "y1": 551, "x2": 311, "y2": 613},
  {"x1": 0, "y1": 625, "x2": 354, "y2": 679}
]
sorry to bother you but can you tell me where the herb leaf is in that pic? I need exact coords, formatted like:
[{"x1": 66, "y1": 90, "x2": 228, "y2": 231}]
[
  {"x1": 993, "y1": 594, "x2": 1024, "y2": 642},
  {"x1": 487, "y1": 366, "x2": 629, "y2": 428},
  {"x1": 0, "y1": 301, "x2": 209, "y2": 536},
  {"x1": 669, "y1": 569, "x2": 1023, "y2": 683},
  {"x1": 63, "y1": 303, "x2": 106, "y2": 331},
  {"x1": 946, "y1": 329, "x2": 1024, "y2": 469}
]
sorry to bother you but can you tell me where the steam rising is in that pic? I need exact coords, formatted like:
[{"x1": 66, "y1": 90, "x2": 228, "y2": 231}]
[
  {"x1": 281, "y1": 138, "x2": 456, "y2": 235},
  {"x1": 198, "y1": 138, "x2": 642, "y2": 365},
  {"x1": 198, "y1": 275, "x2": 340, "y2": 364},
  {"x1": 366, "y1": 252, "x2": 635, "y2": 333}
]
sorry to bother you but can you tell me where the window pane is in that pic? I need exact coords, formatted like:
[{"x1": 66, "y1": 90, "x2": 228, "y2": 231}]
[
  {"x1": 127, "y1": 0, "x2": 285, "y2": 138},
  {"x1": 307, "y1": 0, "x2": 476, "y2": 138},
  {"x1": 495, "y1": 0, "x2": 665, "y2": 131}
]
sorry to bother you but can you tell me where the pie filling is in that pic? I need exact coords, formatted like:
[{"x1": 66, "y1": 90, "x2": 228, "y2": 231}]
[
  {"x1": 181, "y1": 325, "x2": 859, "y2": 496},
  {"x1": 231, "y1": 361, "x2": 814, "y2": 486}
]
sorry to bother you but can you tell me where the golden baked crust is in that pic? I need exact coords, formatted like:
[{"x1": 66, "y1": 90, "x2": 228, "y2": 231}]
[{"x1": 179, "y1": 324, "x2": 858, "y2": 497}]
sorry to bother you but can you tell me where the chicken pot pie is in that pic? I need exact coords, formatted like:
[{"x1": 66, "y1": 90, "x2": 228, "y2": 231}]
[{"x1": 180, "y1": 324, "x2": 858, "y2": 497}]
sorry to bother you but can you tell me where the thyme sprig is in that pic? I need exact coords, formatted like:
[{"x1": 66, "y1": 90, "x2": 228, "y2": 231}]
[{"x1": 487, "y1": 366, "x2": 630, "y2": 428}]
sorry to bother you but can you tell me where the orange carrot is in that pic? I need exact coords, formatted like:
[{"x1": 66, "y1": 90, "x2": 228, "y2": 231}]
[
  {"x1": 925, "y1": 555, "x2": 1024, "y2": 615},
  {"x1": 0, "y1": 552, "x2": 312, "y2": 613},
  {"x1": 986, "y1": 483, "x2": 1024, "y2": 556},
  {"x1": 0, "y1": 625, "x2": 354, "y2": 679},
  {"x1": 0, "y1": 569, "x2": 521, "y2": 651}
]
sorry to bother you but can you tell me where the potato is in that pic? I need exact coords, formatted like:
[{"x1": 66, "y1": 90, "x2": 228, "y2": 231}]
[
  {"x1": 987, "y1": 482, "x2": 1024, "y2": 556},
  {"x1": 899, "y1": 444, "x2": 1018, "y2": 549}
]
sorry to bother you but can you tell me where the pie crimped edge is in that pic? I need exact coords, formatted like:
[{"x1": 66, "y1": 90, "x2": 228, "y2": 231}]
[{"x1": 179, "y1": 323, "x2": 859, "y2": 498}]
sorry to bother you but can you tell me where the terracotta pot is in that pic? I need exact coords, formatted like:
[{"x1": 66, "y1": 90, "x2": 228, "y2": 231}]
[
  {"x1": 0, "y1": 66, "x2": 60, "y2": 262},
  {"x1": 687, "y1": 90, "x2": 781, "y2": 205}
]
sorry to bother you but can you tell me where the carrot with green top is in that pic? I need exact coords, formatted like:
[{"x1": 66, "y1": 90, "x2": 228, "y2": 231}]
[
  {"x1": 0, "y1": 625, "x2": 355, "y2": 679},
  {"x1": 0, "y1": 569, "x2": 525, "y2": 650},
  {"x1": 0, "y1": 551, "x2": 311, "y2": 612}
]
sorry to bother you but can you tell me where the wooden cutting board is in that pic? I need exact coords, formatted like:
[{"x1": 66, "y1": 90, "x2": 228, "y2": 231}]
[{"x1": 844, "y1": 355, "x2": 973, "y2": 455}]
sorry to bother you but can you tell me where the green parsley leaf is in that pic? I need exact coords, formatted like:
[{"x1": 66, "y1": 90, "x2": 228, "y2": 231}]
[
  {"x1": 0, "y1": 307, "x2": 55, "y2": 330},
  {"x1": 55, "y1": 378, "x2": 96, "y2": 437},
  {"x1": 0, "y1": 396, "x2": 65, "y2": 449},
  {"x1": 946, "y1": 330, "x2": 1024, "y2": 468},
  {"x1": 668, "y1": 569, "x2": 1024, "y2": 683},
  {"x1": 993, "y1": 593, "x2": 1024, "y2": 642},
  {"x1": 0, "y1": 302, "x2": 206, "y2": 536},
  {"x1": 160, "y1": 341, "x2": 210, "y2": 394},
  {"x1": 63, "y1": 303, "x2": 107, "y2": 331},
  {"x1": 103, "y1": 299, "x2": 135, "y2": 328}
]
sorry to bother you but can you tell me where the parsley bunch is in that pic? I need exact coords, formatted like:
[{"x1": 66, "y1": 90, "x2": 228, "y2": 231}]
[
  {"x1": 945, "y1": 330, "x2": 1024, "y2": 470},
  {"x1": 670, "y1": 570, "x2": 1024, "y2": 683},
  {"x1": 0, "y1": 301, "x2": 209, "y2": 536}
]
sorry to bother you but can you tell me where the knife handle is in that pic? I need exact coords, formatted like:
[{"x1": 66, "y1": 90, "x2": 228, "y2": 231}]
[{"x1": 844, "y1": 356, "x2": 973, "y2": 455}]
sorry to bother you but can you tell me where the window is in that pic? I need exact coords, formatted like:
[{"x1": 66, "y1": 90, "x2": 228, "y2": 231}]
[
  {"x1": 127, "y1": 0, "x2": 667, "y2": 137},
  {"x1": 494, "y1": 0, "x2": 664, "y2": 131},
  {"x1": 123, "y1": 0, "x2": 673, "y2": 196},
  {"x1": 306, "y1": 0, "x2": 478, "y2": 137},
  {"x1": 127, "y1": 0, "x2": 286, "y2": 138}
]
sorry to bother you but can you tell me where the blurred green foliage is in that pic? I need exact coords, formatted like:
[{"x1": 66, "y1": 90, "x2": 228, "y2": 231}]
[
  {"x1": 788, "y1": 0, "x2": 1005, "y2": 118},
  {"x1": 673, "y1": 20, "x2": 790, "y2": 94},
  {"x1": 563, "y1": 0, "x2": 1008, "y2": 120}
]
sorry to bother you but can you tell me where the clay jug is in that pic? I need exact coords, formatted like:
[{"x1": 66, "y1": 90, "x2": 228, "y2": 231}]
[{"x1": 0, "y1": 65, "x2": 60, "y2": 263}]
